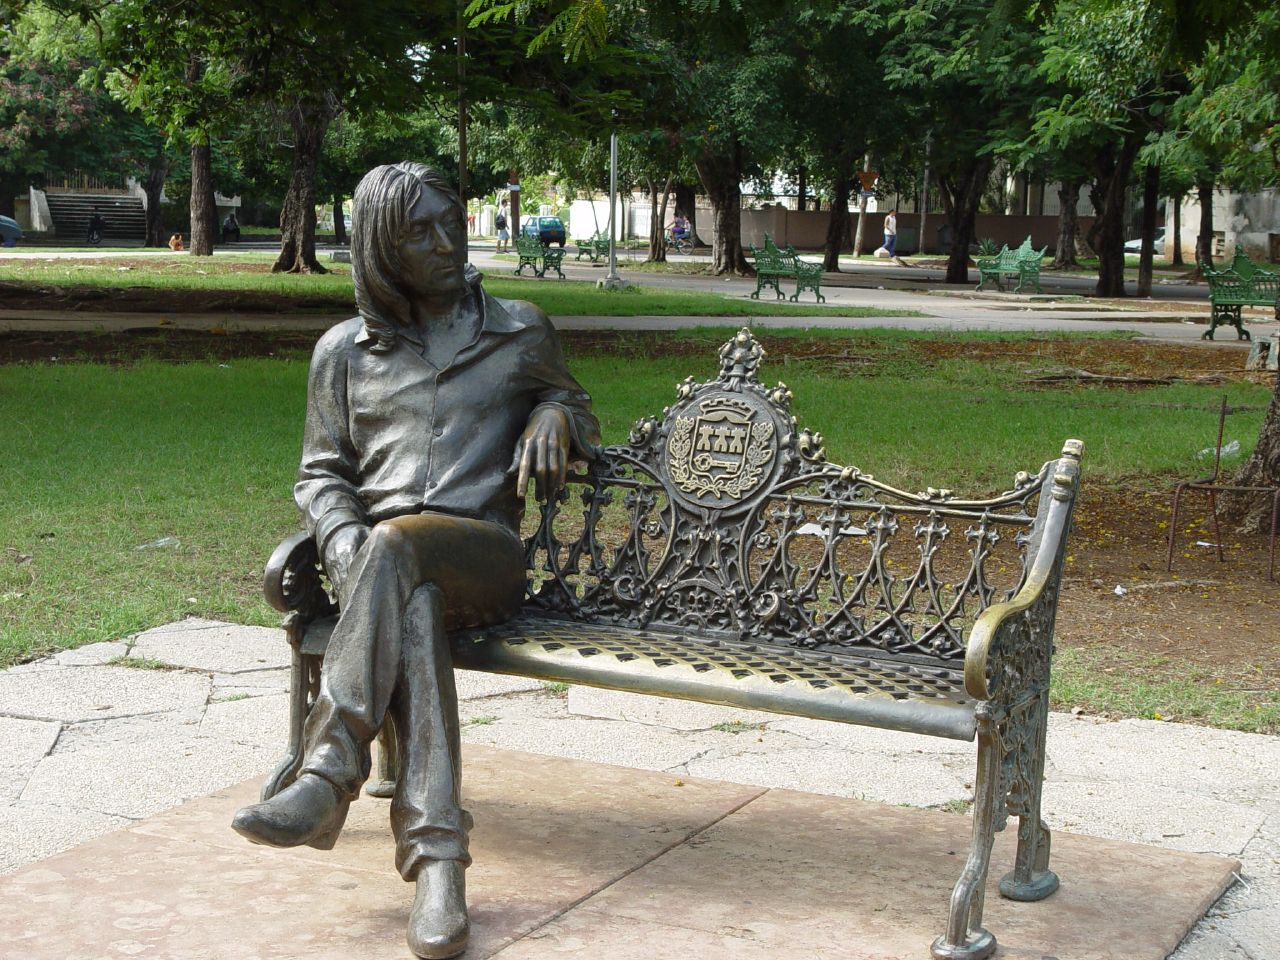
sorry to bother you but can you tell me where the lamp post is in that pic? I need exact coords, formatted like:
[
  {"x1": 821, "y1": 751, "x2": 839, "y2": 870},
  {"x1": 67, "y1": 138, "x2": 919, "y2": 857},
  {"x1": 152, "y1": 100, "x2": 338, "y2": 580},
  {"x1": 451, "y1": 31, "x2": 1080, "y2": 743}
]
[{"x1": 599, "y1": 130, "x2": 625, "y2": 290}]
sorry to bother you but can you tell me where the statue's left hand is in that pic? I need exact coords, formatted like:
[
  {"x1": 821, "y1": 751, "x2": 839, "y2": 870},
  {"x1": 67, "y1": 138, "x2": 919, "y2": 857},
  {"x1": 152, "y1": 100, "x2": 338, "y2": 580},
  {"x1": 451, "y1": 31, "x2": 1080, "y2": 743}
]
[{"x1": 513, "y1": 406, "x2": 571, "y2": 501}]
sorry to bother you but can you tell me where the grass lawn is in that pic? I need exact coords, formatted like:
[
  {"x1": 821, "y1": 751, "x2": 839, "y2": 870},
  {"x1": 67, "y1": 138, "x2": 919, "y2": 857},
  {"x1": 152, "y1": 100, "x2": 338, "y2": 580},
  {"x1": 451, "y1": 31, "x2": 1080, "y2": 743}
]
[
  {"x1": 0, "y1": 253, "x2": 921, "y2": 318},
  {"x1": 1, "y1": 327, "x2": 1274, "y2": 730}
]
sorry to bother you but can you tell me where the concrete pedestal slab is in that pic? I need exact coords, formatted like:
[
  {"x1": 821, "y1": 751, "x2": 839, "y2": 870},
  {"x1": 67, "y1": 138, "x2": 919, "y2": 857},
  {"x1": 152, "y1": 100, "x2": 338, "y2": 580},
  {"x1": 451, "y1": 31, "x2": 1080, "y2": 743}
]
[{"x1": 0, "y1": 745, "x2": 1237, "y2": 960}]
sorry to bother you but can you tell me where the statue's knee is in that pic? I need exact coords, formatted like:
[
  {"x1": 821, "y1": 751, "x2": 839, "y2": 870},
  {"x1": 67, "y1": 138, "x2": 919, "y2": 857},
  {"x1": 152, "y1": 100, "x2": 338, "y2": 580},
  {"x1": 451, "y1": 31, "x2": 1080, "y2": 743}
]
[{"x1": 363, "y1": 522, "x2": 416, "y2": 569}]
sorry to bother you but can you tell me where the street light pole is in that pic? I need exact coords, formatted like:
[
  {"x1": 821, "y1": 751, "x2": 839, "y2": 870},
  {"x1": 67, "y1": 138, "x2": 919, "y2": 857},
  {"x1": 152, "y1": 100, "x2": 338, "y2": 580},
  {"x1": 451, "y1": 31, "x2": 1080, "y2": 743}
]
[{"x1": 599, "y1": 130, "x2": 625, "y2": 289}]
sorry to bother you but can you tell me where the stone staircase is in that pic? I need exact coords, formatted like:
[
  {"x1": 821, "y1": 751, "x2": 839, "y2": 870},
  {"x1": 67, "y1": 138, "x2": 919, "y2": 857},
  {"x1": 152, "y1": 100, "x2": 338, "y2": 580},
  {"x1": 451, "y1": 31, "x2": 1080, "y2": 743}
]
[{"x1": 44, "y1": 193, "x2": 146, "y2": 242}]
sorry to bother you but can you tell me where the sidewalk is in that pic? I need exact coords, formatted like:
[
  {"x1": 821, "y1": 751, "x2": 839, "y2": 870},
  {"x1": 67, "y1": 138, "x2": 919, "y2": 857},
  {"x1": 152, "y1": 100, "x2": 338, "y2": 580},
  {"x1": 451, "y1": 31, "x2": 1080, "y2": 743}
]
[{"x1": 1, "y1": 618, "x2": 1275, "y2": 957}]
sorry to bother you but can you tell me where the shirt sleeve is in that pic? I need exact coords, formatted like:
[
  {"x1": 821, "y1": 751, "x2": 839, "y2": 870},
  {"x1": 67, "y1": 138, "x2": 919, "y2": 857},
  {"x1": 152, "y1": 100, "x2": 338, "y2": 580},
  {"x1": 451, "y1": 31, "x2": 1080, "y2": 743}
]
[
  {"x1": 527, "y1": 316, "x2": 601, "y2": 460},
  {"x1": 294, "y1": 330, "x2": 370, "y2": 552}
]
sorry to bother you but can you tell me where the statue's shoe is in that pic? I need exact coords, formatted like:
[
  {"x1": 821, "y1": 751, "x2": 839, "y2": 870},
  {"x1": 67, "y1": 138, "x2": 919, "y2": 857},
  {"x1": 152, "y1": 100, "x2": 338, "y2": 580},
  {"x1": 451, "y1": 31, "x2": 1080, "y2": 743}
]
[
  {"x1": 407, "y1": 860, "x2": 470, "y2": 959},
  {"x1": 231, "y1": 774, "x2": 349, "y2": 851}
]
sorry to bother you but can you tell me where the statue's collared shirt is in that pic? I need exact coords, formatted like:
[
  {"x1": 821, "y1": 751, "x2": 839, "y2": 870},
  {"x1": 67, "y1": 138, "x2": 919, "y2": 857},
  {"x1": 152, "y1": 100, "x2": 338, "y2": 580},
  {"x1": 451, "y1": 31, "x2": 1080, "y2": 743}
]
[{"x1": 296, "y1": 287, "x2": 599, "y2": 554}]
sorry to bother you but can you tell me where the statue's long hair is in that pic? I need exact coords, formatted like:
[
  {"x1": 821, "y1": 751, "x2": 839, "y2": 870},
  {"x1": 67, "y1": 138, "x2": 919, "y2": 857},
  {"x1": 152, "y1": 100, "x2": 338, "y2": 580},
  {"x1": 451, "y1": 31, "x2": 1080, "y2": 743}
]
[{"x1": 350, "y1": 162, "x2": 473, "y2": 352}]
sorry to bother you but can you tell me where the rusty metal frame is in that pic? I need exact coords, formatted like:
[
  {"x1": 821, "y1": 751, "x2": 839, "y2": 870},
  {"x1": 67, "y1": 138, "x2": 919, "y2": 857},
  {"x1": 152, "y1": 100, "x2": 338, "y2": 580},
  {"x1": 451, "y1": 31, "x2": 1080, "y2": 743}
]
[{"x1": 1166, "y1": 397, "x2": 1279, "y2": 582}]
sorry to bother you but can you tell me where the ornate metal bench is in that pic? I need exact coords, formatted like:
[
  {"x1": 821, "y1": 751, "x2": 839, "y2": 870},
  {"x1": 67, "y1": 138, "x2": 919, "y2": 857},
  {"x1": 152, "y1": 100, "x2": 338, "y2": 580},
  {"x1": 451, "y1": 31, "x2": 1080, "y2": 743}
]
[
  {"x1": 976, "y1": 237, "x2": 1045, "y2": 294},
  {"x1": 262, "y1": 329, "x2": 1082, "y2": 960},
  {"x1": 749, "y1": 233, "x2": 826, "y2": 303},
  {"x1": 513, "y1": 235, "x2": 566, "y2": 278},
  {"x1": 1202, "y1": 249, "x2": 1279, "y2": 341}
]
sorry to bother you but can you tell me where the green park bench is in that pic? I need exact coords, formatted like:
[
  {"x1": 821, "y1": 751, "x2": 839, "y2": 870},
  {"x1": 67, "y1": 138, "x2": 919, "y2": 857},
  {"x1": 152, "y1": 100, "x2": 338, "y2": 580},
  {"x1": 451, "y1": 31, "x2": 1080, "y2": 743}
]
[
  {"x1": 261, "y1": 328, "x2": 1083, "y2": 960},
  {"x1": 514, "y1": 235, "x2": 566, "y2": 279},
  {"x1": 976, "y1": 237, "x2": 1046, "y2": 294},
  {"x1": 748, "y1": 233, "x2": 826, "y2": 303},
  {"x1": 573, "y1": 232, "x2": 611, "y2": 262},
  {"x1": 1201, "y1": 248, "x2": 1280, "y2": 341}
]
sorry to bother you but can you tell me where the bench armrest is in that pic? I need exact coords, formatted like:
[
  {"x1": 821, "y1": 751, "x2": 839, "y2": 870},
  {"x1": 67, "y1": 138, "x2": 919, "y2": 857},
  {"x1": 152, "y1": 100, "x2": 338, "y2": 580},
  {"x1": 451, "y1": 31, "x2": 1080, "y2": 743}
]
[
  {"x1": 964, "y1": 440, "x2": 1082, "y2": 702},
  {"x1": 264, "y1": 531, "x2": 336, "y2": 620}
]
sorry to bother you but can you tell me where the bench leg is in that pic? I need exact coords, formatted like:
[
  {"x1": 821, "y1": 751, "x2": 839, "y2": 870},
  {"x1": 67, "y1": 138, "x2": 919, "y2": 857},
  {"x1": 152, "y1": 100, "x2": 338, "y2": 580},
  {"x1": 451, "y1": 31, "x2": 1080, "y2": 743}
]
[
  {"x1": 998, "y1": 694, "x2": 1059, "y2": 902},
  {"x1": 1234, "y1": 307, "x2": 1250, "y2": 341},
  {"x1": 260, "y1": 635, "x2": 318, "y2": 802},
  {"x1": 366, "y1": 714, "x2": 399, "y2": 798},
  {"x1": 932, "y1": 709, "x2": 1000, "y2": 960}
]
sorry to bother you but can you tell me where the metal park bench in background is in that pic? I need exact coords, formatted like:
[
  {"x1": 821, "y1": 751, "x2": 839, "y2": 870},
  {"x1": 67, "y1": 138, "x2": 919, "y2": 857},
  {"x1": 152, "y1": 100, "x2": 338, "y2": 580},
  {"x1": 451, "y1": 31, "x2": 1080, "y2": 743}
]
[
  {"x1": 1201, "y1": 249, "x2": 1280, "y2": 341},
  {"x1": 262, "y1": 329, "x2": 1083, "y2": 960},
  {"x1": 573, "y1": 232, "x2": 611, "y2": 263},
  {"x1": 748, "y1": 233, "x2": 826, "y2": 303},
  {"x1": 975, "y1": 237, "x2": 1046, "y2": 294},
  {"x1": 514, "y1": 235, "x2": 567, "y2": 279}
]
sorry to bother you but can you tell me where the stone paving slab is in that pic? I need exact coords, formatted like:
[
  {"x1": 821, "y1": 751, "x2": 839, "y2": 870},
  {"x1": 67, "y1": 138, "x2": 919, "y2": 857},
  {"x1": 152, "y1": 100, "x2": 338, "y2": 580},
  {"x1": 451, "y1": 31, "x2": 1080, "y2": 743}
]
[
  {"x1": 0, "y1": 746, "x2": 1237, "y2": 960},
  {"x1": 18, "y1": 733, "x2": 276, "y2": 820},
  {"x1": 2, "y1": 746, "x2": 764, "y2": 960},
  {"x1": 0, "y1": 803, "x2": 129, "y2": 874},
  {"x1": 130, "y1": 622, "x2": 290, "y2": 674},
  {"x1": 0, "y1": 663, "x2": 211, "y2": 722}
]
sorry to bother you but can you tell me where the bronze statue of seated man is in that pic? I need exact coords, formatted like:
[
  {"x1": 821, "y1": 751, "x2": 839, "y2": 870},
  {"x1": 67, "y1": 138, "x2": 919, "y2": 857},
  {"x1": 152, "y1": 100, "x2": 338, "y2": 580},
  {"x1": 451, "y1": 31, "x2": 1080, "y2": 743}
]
[{"x1": 231, "y1": 162, "x2": 599, "y2": 959}]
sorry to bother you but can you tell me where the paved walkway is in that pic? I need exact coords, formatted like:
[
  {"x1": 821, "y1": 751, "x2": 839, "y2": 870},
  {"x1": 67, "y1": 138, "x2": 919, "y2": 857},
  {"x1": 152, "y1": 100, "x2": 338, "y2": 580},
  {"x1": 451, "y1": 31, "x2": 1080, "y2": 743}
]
[{"x1": 1, "y1": 618, "x2": 1275, "y2": 958}]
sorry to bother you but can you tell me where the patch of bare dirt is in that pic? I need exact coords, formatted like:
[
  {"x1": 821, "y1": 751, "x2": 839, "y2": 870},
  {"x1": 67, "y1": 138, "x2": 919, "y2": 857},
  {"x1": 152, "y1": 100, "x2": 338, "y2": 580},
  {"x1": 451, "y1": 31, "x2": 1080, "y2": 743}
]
[{"x1": 1057, "y1": 487, "x2": 1279, "y2": 687}]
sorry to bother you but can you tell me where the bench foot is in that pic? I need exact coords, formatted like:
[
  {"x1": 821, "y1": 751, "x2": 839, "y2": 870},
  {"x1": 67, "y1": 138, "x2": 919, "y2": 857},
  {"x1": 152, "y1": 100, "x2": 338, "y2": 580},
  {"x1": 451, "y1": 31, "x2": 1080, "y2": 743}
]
[
  {"x1": 930, "y1": 929, "x2": 996, "y2": 960},
  {"x1": 999, "y1": 866, "x2": 1059, "y2": 902}
]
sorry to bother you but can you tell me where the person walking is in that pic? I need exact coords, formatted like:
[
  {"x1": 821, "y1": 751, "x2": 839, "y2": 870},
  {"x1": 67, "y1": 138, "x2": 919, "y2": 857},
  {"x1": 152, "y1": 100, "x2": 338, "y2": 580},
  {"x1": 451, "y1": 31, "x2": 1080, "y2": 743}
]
[
  {"x1": 883, "y1": 208, "x2": 898, "y2": 258},
  {"x1": 494, "y1": 198, "x2": 510, "y2": 253}
]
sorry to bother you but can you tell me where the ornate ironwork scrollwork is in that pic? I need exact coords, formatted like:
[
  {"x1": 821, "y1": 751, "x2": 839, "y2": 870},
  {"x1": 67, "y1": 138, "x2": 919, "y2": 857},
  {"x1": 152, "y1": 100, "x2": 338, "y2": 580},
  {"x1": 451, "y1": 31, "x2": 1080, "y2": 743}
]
[{"x1": 524, "y1": 329, "x2": 1053, "y2": 676}]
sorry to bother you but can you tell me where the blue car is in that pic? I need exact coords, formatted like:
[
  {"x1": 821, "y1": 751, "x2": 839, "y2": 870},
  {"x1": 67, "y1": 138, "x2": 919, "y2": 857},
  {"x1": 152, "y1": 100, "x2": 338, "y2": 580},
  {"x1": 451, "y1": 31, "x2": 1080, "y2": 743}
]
[
  {"x1": 520, "y1": 216, "x2": 566, "y2": 247},
  {"x1": 0, "y1": 215, "x2": 22, "y2": 247}
]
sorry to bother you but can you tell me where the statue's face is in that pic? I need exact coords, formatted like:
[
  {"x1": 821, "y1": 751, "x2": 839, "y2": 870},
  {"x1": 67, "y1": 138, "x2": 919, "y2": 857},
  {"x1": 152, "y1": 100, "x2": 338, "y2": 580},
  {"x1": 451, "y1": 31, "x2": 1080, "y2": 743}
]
[{"x1": 397, "y1": 187, "x2": 467, "y2": 301}]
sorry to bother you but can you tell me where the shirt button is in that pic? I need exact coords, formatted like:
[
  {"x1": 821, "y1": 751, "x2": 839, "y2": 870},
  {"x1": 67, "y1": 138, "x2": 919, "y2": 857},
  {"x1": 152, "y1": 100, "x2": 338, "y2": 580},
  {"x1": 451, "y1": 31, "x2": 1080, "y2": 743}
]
[
  {"x1": 433, "y1": 427, "x2": 443, "y2": 437},
  {"x1": 427, "y1": 480, "x2": 438, "y2": 490}
]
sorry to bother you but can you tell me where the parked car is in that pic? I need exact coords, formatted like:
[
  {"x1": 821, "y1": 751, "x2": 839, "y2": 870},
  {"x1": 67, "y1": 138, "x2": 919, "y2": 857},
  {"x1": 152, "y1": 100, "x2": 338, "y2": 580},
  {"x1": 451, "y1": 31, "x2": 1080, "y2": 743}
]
[
  {"x1": 520, "y1": 215, "x2": 566, "y2": 247},
  {"x1": 1124, "y1": 227, "x2": 1165, "y2": 255},
  {"x1": 0, "y1": 214, "x2": 23, "y2": 247}
]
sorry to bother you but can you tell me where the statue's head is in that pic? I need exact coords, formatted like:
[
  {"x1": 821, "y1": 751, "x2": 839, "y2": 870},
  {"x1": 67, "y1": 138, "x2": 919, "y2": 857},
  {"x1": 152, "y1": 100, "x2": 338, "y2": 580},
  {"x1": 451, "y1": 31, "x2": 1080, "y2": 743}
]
[{"x1": 351, "y1": 162, "x2": 472, "y2": 352}]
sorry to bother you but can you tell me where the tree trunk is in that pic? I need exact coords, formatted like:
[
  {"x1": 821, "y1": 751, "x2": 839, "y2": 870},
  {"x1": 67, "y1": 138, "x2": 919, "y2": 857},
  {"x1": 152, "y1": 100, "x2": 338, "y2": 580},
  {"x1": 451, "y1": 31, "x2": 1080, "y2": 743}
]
[
  {"x1": 646, "y1": 176, "x2": 671, "y2": 263},
  {"x1": 674, "y1": 182, "x2": 698, "y2": 246},
  {"x1": 694, "y1": 143, "x2": 752, "y2": 275},
  {"x1": 274, "y1": 97, "x2": 331, "y2": 274},
  {"x1": 797, "y1": 165, "x2": 807, "y2": 212},
  {"x1": 823, "y1": 174, "x2": 851, "y2": 272},
  {"x1": 918, "y1": 133, "x2": 932, "y2": 254},
  {"x1": 1194, "y1": 178, "x2": 1214, "y2": 273},
  {"x1": 333, "y1": 192, "x2": 347, "y2": 244},
  {"x1": 1086, "y1": 135, "x2": 1140, "y2": 297},
  {"x1": 142, "y1": 151, "x2": 170, "y2": 248},
  {"x1": 1051, "y1": 178, "x2": 1083, "y2": 269},
  {"x1": 1223, "y1": 377, "x2": 1280, "y2": 532},
  {"x1": 1136, "y1": 162, "x2": 1159, "y2": 297},
  {"x1": 189, "y1": 140, "x2": 217, "y2": 256},
  {"x1": 852, "y1": 154, "x2": 871, "y2": 257},
  {"x1": 1171, "y1": 192, "x2": 1184, "y2": 266},
  {"x1": 941, "y1": 155, "x2": 993, "y2": 284}
]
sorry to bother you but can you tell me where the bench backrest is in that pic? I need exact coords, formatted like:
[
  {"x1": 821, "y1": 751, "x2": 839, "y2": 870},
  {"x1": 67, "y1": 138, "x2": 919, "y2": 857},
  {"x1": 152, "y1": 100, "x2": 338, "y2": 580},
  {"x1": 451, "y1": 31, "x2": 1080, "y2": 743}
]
[
  {"x1": 1228, "y1": 248, "x2": 1278, "y2": 283},
  {"x1": 524, "y1": 330, "x2": 1071, "y2": 671}
]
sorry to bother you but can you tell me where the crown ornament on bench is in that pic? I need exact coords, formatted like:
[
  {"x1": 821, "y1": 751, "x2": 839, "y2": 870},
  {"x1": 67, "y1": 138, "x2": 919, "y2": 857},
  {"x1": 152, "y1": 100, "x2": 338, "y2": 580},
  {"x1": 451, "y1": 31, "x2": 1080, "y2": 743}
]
[{"x1": 626, "y1": 328, "x2": 826, "y2": 513}]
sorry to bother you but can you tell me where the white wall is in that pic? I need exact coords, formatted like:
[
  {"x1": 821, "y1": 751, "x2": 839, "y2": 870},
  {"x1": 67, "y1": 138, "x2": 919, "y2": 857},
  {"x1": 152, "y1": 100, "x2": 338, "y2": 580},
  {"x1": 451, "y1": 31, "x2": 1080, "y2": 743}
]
[{"x1": 1174, "y1": 187, "x2": 1280, "y2": 263}]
